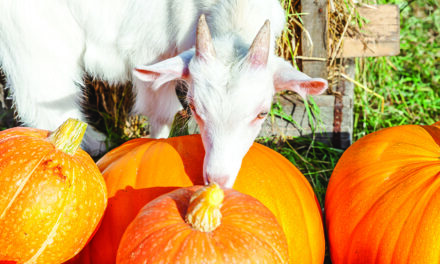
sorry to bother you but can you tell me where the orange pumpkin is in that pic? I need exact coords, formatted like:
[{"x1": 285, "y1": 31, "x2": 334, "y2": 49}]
[
  {"x1": 65, "y1": 186, "x2": 178, "y2": 264},
  {"x1": 0, "y1": 119, "x2": 107, "y2": 264},
  {"x1": 70, "y1": 134, "x2": 324, "y2": 264},
  {"x1": 117, "y1": 183, "x2": 289, "y2": 263},
  {"x1": 325, "y1": 122, "x2": 440, "y2": 264}
]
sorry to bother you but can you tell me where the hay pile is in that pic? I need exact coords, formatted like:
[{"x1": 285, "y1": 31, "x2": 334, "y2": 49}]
[
  {"x1": 0, "y1": 69, "x2": 18, "y2": 129},
  {"x1": 0, "y1": 69, "x2": 6, "y2": 109},
  {"x1": 81, "y1": 76, "x2": 149, "y2": 144},
  {"x1": 327, "y1": 0, "x2": 365, "y2": 90},
  {"x1": 277, "y1": 0, "x2": 363, "y2": 93}
]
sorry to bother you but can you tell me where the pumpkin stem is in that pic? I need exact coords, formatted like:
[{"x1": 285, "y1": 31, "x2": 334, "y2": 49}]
[
  {"x1": 47, "y1": 118, "x2": 87, "y2": 155},
  {"x1": 185, "y1": 183, "x2": 224, "y2": 232}
]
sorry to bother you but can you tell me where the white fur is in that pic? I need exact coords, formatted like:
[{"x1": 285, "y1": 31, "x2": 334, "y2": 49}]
[{"x1": 0, "y1": 0, "x2": 328, "y2": 186}]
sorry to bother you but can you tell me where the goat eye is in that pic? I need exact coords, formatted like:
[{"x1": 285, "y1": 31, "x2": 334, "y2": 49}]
[{"x1": 256, "y1": 111, "x2": 268, "y2": 120}]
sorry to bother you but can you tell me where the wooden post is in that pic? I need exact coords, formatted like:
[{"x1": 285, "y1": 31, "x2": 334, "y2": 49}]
[{"x1": 301, "y1": 0, "x2": 328, "y2": 79}]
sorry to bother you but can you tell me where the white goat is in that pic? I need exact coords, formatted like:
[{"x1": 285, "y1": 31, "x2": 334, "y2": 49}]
[{"x1": 0, "y1": 0, "x2": 327, "y2": 187}]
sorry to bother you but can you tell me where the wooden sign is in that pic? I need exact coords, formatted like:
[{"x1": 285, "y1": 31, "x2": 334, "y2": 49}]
[{"x1": 340, "y1": 4, "x2": 400, "y2": 58}]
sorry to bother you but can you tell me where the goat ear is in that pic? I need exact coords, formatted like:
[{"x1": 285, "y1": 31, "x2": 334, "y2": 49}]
[
  {"x1": 133, "y1": 49, "x2": 194, "y2": 90},
  {"x1": 273, "y1": 58, "x2": 328, "y2": 98}
]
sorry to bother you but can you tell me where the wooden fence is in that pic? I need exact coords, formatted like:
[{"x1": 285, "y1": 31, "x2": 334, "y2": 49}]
[{"x1": 259, "y1": 3, "x2": 400, "y2": 149}]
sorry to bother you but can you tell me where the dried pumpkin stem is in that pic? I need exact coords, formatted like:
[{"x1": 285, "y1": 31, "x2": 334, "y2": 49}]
[
  {"x1": 47, "y1": 118, "x2": 87, "y2": 155},
  {"x1": 185, "y1": 183, "x2": 224, "y2": 232}
]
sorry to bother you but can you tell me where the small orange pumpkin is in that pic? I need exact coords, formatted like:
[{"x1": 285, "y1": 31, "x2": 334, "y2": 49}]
[
  {"x1": 71, "y1": 134, "x2": 324, "y2": 264},
  {"x1": 0, "y1": 119, "x2": 107, "y2": 264},
  {"x1": 325, "y1": 122, "x2": 440, "y2": 263},
  {"x1": 117, "y1": 183, "x2": 289, "y2": 263}
]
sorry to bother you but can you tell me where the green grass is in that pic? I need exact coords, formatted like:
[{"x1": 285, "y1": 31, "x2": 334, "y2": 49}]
[
  {"x1": 269, "y1": 2, "x2": 438, "y2": 261},
  {"x1": 269, "y1": 0, "x2": 439, "y2": 209},
  {"x1": 354, "y1": 0, "x2": 440, "y2": 139}
]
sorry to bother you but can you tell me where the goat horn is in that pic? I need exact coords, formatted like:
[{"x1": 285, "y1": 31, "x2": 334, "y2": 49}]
[
  {"x1": 247, "y1": 20, "x2": 270, "y2": 67},
  {"x1": 196, "y1": 14, "x2": 216, "y2": 59}
]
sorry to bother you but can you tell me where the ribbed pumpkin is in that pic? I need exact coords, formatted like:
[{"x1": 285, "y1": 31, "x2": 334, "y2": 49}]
[
  {"x1": 117, "y1": 183, "x2": 289, "y2": 263},
  {"x1": 0, "y1": 119, "x2": 107, "y2": 264},
  {"x1": 70, "y1": 134, "x2": 324, "y2": 264},
  {"x1": 325, "y1": 122, "x2": 440, "y2": 264},
  {"x1": 65, "y1": 186, "x2": 178, "y2": 264}
]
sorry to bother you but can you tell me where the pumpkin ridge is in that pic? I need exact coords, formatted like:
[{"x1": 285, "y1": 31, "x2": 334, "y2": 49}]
[
  {"x1": 122, "y1": 189, "x2": 194, "y2": 258},
  {"x1": 374, "y1": 184, "x2": 427, "y2": 263},
  {"x1": 0, "y1": 153, "x2": 49, "y2": 219},
  {"x1": 346, "y1": 165, "x2": 439, "y2": 262},
  {"x1": 75, "y1": 153, "x2": 108, "y2": 207},
  {"x1": 216, "y1": 190, "x2": 286, "y2": 263},
  {"x1": 260, "y1": 145, "x2": 315, "y2": 262},
  {"x1": 213, "y1": 223, "x2": 279, "y2": 263},
  {"x1": 96, "y1": 138, "x2": 152, "y2": 171},
  {"x1": 219, "y1": 217, "x2": 287, "y2": 263},
  {"x1": 103, "y1": 144, "x2": 146, "y2": 195},
  {"x1": 24, "y1": 157, "x2": 78, "y2": 264},
  {"x1": 0, "y1": 128, "x2": 49, "y2": 145},
  {"x1": 422, "y1": 124, "x2": 440, "y2": 147},
  {"x1": 126, "y1": 222, "x2": 192, "y2": 261},
  {"x1": 258, "y1": 232, "x2": 288, "y2": 263},
  {"x1": 166, "y1": 228, "x2": 196, "y2": 262},
  {"x1": 344, "y1": 172, "x2": 410, "y2": 253},
  {"x1": 335, "y1": 160, "x2": 409, "y2": 197},
  {"x1": 0, "y1": 134, "x2": 26, "y2": 145},
  {"x1": 241, "y1": 143, "x2": 322, "y2": 263},
  {"x1": 206, "y1": 230, "x2": 224, "y2": 263},
  {"x1": 233, "y1": 224, "x2": 288, "y2": 262},
  {"x1": 389, "y1": 172, "x2": 440, "y2": 262}
]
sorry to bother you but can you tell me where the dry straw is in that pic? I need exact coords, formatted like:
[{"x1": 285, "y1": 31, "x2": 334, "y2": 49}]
[{"x1": 277, "y1": 0, "x2": 365, "y2": 92}]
